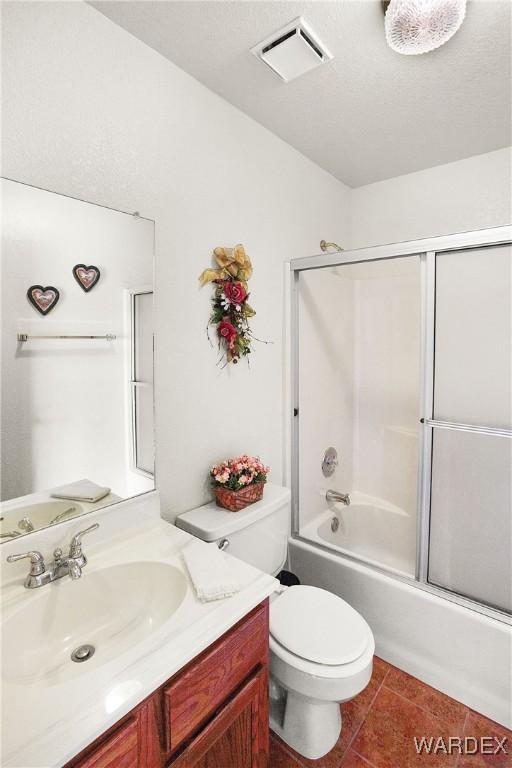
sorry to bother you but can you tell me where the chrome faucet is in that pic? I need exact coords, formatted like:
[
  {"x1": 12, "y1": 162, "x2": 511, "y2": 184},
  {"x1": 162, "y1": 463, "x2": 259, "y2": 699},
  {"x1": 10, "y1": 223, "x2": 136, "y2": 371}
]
[
  {"x1": 6, "y1": 522, "x2": 99, "y2": 589},
  {"x1": 326, "y1": 489, "x2": 351, "y2": 506},
  {"x1": 18, "y1": 516, "x2": 35, "y2": 533}
]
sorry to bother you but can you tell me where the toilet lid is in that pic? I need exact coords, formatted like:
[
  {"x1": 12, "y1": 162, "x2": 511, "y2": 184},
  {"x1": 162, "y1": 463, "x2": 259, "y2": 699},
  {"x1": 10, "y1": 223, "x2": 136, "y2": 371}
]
[{"x1": 270, "y1": 585, "x2": 370, "y2": 666}]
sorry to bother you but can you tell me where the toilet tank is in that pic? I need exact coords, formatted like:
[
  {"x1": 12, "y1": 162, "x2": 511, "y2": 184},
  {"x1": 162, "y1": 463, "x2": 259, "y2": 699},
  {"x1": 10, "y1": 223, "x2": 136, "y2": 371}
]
[{"x1": 175, "y1": 484, "x2": 291, "y2": 576}]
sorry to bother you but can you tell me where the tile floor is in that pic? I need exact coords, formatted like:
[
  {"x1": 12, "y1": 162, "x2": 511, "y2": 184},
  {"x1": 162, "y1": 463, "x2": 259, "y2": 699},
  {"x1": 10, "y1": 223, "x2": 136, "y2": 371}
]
[{"x1": 270, "y1": 657, "x2": 512, "y2": 768}]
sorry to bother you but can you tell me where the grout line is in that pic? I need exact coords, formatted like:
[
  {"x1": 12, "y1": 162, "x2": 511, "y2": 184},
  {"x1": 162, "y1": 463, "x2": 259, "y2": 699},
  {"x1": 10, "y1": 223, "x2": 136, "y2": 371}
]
[
  {"x1": 381, "y1": 683, "x2": 468, "y2": 731},
  {"x1": 340, "y1": 664, "x2": 390, "y2": 760},
  {"x1": 378, "y1": 662, "x2": 391, "y2": 687},
  {"x1": 349, "y1": 750, "x2": 379, "y2": 768},
  {"x1": 270, "y1": 662, "x2": 391, "y2": 768},
  {"x1": 270, "y1": 733, "x2": 309, "y2": 768},
  {"x1": 453, "y1": 711, "x2": 470, "y2": 768}
]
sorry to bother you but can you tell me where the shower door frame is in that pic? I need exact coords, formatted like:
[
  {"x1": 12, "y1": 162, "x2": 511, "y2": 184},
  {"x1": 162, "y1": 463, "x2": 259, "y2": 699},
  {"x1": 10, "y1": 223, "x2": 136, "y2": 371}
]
[{"x1": 288, "y1": 224, "x2": 512, "y2": 625}]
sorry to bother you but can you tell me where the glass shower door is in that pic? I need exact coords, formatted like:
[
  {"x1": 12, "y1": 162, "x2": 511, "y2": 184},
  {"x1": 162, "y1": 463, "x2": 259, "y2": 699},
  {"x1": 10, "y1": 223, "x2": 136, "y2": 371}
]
[
  {"x1": 427, "y1": 244, "x2": 512, "y2": 613},
  {"x1": 292, "y1": 231, "x2": 511, "y2": 619},
  {"x1": 296, "y1": 256, "x2": 421, "y2": 577}
]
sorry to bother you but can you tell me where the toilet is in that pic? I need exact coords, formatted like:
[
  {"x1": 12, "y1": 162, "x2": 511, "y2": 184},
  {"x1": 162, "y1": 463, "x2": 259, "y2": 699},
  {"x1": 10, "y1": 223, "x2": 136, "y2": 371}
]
[{"x1": 176, "y1": 484, "x2": 374, "y2": 760}]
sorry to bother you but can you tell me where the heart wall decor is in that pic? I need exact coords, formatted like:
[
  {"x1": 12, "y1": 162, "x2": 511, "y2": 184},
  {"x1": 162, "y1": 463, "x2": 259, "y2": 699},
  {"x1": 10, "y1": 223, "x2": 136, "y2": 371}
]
[
  {"x1": 27, "y1": 285, "x2": 60, "y2": 316},
  {"x1": 73, "y1": 264, "x2": 101, "y2": 292}
]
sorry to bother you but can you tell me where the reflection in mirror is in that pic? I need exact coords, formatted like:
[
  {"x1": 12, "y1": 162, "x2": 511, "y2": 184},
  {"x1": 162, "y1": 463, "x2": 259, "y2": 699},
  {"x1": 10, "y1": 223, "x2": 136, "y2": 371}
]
[{"x1": 0, "y1": 179, "x2": 155, "y2": 540}]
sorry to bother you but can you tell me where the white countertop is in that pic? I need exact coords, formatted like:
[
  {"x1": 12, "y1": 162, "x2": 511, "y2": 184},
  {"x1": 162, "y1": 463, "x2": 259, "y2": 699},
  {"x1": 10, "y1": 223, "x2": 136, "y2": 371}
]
[{"x1": 1, "y1": 514, "x2": 278, "y2": 767}]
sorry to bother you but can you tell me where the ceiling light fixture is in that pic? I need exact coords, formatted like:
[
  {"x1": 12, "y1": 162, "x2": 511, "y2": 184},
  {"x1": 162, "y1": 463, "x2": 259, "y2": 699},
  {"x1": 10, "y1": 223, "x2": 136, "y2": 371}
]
[{"x1": 383, "y1": 0, "x2": 467, "y2": 55}]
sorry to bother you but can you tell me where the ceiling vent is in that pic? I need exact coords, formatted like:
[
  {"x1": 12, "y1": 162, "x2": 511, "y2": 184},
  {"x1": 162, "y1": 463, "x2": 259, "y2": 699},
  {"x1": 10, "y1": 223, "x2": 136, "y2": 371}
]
[{"x1": 250, "y1": 17, "x2": 333, "y2": 83}]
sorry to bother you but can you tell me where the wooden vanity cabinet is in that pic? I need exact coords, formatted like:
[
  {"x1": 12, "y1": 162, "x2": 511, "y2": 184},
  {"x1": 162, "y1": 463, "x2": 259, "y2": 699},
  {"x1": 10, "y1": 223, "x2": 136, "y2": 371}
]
[{"x1": 64, "y1": 600, "x2": 269, "y2": 768}]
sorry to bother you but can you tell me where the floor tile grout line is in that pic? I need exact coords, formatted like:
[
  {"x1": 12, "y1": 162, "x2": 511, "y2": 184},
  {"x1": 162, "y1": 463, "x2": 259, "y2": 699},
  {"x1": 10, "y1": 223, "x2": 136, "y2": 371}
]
[
  {"x1": 270, "y1": 667, "x2": 390, "y2": 768},
  {"x1": 453, "y1": 710, "x2": 470, "y2": 768},
  {"x1": 339, "y1": 666, "x2": 391, "y2": 760},
  {"x1": 271, "y1": 733, "x2": 311, "y2": 768},
  {"x1": 381, "y1": 683, "x2": 468, "y2": 730},
  {"x1": 349, "y1": 749, "x2": 380, "y2": 768},
  {"x1": 384, "y1": 668, "x2": 469, "y2": 713}
]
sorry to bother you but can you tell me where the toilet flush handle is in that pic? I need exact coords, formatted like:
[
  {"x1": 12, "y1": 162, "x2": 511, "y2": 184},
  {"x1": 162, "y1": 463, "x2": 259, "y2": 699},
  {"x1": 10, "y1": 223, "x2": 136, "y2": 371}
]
[{"x1": 218, "y1": 538, "x2": 229, "y2": 551}]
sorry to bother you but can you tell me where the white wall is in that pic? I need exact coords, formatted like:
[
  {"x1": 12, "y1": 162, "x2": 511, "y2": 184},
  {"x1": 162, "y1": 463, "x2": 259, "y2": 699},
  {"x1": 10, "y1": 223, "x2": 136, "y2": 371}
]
[
  {"x1": 348, "y1": 147, "x2": 512, "y2": 249},
  {"x1": 1, "y1": 1, "x2": 349, "y2": 521},
  {"x1": 1, "y1": 179, "x2": 154, "y2": 502}
]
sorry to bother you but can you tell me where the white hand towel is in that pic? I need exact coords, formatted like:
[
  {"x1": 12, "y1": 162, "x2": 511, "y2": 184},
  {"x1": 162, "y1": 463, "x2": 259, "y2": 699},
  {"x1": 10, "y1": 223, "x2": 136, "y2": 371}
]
[
  {"x1": 182, "y1": 539, "x2": 240, "y2": 602},
  {"x1": 51, "y1": 479, "x2": 111, "y2": 503}
]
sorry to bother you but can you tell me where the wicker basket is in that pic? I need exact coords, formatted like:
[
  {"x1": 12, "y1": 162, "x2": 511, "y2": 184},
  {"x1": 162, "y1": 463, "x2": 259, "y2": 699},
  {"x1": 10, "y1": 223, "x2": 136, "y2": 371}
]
[{"x1": 214, "y1": 481, "x2": 265, "y2": 512}]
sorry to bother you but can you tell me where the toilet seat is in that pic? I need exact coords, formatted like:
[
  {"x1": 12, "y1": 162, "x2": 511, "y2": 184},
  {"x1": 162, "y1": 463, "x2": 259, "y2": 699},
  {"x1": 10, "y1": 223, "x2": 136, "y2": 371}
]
[{"x1": 270, "y1": 585, "x2": 372, "y2": 676}]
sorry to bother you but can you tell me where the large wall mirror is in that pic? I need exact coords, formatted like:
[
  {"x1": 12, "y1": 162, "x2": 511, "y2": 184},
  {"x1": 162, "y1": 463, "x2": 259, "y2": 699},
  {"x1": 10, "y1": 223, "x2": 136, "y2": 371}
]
[{"x1": 1, "y1": 179, "x2": 155, "y2": 541}]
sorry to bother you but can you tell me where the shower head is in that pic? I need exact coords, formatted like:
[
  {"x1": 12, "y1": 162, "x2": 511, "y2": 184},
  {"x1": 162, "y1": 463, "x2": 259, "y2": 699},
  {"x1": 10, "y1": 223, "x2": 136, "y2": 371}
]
[{"x1": 320, "y1": 240, "x2": 344, "y2": 253}]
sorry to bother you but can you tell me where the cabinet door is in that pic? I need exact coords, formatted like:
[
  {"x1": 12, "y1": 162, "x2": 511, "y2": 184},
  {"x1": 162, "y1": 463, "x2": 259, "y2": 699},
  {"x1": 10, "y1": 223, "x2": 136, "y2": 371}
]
[
  {"x1": 170, "y1": 668, "x2": 267, "y2": 768},
  {"x1": 69, "y1": 718, "x2": 138, "y2": 768},
  {"x1": 165, "y1": 603, "x2": 267, "y2": 753},
  {"x1": 68, "y1": 698, "x2": 162, "y2": 768}
]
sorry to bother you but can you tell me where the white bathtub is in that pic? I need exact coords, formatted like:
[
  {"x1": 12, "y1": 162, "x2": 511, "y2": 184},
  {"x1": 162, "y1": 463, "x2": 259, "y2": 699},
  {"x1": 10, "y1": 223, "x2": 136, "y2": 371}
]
[
  {"x1": 289, "y1": 534, "x2": 512, "y2": 729},
  {"x1": 300, "y1": 493, "x2": 416, "y2": 578}
]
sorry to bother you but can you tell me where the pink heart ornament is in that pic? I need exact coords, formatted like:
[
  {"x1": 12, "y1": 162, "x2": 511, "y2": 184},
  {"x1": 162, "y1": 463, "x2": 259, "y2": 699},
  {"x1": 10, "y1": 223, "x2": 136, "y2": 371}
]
[
  {"x1": 73, "y1": 264, "x2": 100, "y2": 292},
  {"x1": 27, "y1": 285, "x2": 60, "y2": 315}
]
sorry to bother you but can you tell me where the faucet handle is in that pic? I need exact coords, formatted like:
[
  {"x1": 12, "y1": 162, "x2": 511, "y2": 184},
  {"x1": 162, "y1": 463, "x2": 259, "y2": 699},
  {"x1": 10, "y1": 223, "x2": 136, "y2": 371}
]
[
  {"x1": 53, "y1": 547, "x2": 64, "y2": 563},
  {"x1": 18, "y1": 516, "x2": 35, "y2": 533},
  {"x1": 69, "y1": 522, "x2": 99, "y2": 557},
  {"x1": 6, "y1": 550, "x2": 46, "y2": 575}
]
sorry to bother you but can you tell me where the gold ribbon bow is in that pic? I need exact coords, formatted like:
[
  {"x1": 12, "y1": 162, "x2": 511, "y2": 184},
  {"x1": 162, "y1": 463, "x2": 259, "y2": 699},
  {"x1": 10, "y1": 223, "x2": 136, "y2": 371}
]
[{"x1": 199, "y1": 244, "x2": 253, "y2": 287}]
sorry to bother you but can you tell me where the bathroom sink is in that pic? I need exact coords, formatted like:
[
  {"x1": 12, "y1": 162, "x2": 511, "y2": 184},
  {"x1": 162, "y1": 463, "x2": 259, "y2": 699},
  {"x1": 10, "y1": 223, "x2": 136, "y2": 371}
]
[
  {"x1": 0, "y1": 500, "x2": 84, "y2": 537},
  {"x1": 2, "y1": 561, "x2": 187, "y2": 686}
]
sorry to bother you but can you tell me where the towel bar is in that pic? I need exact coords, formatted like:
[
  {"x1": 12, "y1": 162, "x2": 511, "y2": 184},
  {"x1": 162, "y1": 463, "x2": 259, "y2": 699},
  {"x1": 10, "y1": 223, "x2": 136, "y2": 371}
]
[{"x1": 17, "y1": 333, "x2": 116, "y2": 342}]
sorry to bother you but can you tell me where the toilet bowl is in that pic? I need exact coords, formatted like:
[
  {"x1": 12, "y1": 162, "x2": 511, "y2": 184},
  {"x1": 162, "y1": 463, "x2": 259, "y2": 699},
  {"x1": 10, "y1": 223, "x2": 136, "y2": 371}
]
[
  {"x1": 175, "y1": 485, "x2": 375, "y2": 760},
  {"x1": 268, "y1": 584, "x2": 374, "y2": 759}
]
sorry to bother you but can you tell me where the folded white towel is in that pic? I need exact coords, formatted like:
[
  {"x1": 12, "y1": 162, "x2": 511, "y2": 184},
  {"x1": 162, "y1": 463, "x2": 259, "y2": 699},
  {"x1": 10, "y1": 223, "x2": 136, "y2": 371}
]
[
  {"x1": 51, "y1": 479, "x2": 111, "y2": 503},
  {"x1": 182, "y1": 539, "x2": 240, "y2": 602}
]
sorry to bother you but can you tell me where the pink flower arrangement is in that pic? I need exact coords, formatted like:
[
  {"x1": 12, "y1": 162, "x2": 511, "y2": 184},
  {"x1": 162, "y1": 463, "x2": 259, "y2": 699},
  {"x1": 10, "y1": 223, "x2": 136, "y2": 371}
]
[{"x1": 210, "y1": 455, "x2": 270, "y2": 491}]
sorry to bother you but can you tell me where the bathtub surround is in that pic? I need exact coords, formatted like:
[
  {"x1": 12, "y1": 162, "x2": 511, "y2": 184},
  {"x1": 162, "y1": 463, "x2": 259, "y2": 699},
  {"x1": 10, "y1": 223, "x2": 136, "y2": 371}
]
[
  {"x1": 290, "y1": 537, "x2": 512, "y2": 730},
  {"x1": 288, "y1": 226, "x2": 512, "y2": 729},
  {"x1": 296, "y1": 256, "x2": 420, "y2": 576}
]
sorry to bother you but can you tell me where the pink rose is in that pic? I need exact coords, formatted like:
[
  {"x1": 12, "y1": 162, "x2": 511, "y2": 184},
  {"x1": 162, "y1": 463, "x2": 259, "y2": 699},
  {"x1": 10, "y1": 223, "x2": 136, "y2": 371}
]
[
  {"x1": 224, "y1": 282, "x2": 247, "y2": 305},
  {"x1": 218, "y1": 320, "x2": 237, "y2": 346}
]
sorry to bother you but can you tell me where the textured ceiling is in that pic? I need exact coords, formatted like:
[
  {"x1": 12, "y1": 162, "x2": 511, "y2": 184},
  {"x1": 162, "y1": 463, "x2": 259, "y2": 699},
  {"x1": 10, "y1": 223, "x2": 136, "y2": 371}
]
[{"x1": 90, "y1": 1, "x2": 512, "y2": 187}]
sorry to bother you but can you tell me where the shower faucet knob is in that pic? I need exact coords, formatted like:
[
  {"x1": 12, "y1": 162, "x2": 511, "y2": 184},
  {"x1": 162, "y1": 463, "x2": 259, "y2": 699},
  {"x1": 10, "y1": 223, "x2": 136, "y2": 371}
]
[{"x1": 322, "y1": 447, "x2": 339, "y2": 477}]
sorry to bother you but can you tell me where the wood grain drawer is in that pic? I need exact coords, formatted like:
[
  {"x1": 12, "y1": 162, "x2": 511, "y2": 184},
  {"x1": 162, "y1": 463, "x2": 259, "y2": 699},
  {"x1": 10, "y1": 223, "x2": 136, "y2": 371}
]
[
  {"x1": 168, "y1": 669, "x2": 265, "y2": 768},
  {"x1": 164, "y1": 602, "x2": 268, "y2": 753},
  {"x1": 69, "y1": 718, "x2": 138, "y2": 768}
]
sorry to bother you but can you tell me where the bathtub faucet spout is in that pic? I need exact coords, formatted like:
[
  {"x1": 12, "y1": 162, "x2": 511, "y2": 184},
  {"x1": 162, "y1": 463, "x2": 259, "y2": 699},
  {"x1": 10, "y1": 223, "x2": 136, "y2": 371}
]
[{"x1": 326, "y1": 489, "x2": 351, "y2": 506}]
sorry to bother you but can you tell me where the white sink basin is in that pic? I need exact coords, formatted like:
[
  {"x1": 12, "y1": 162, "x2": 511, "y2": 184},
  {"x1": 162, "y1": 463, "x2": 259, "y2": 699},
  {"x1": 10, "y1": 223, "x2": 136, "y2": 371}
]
[
  {"x1": 2, "y1": 561, "x2": 187, "y2": 686},
  {"x1": 1, "y1": 501, "x2": 84, "y2": 537}
]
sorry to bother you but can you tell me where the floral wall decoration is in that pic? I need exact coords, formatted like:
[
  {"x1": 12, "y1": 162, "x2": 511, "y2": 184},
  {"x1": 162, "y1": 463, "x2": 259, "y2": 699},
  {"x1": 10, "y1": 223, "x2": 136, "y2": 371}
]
[{"x1": 199, "y1": 244, "x2": 268, "y2": 366}]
